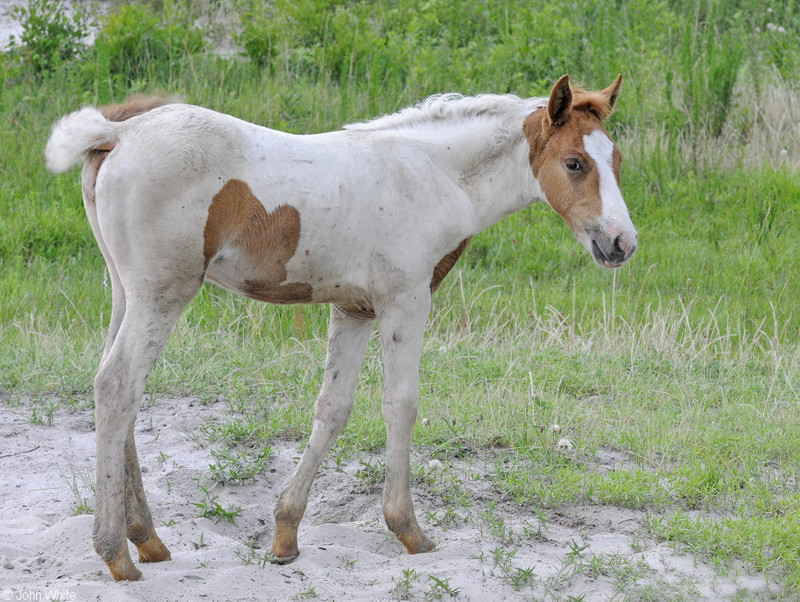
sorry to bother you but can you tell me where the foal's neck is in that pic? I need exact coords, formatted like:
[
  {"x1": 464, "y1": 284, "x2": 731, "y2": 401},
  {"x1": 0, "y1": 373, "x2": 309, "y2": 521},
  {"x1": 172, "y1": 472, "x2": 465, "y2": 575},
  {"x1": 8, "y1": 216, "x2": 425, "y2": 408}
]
[{"x1": 411, "y1": 113, "x2": 545, "y2": 231}]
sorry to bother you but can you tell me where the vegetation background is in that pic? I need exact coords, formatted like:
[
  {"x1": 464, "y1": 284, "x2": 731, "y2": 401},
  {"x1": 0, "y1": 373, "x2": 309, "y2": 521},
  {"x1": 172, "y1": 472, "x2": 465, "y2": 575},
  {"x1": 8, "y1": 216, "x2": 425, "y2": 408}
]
[{"x1": 1, "y1": 0, "x2": 799, "y2": 594}]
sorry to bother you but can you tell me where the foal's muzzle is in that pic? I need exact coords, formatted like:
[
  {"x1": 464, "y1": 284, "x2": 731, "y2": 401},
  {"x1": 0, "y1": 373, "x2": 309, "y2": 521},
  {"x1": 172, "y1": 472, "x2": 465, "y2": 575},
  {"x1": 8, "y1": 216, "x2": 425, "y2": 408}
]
[{"x1": 589, "y1": 229, "x2": 637, "y2": 268}]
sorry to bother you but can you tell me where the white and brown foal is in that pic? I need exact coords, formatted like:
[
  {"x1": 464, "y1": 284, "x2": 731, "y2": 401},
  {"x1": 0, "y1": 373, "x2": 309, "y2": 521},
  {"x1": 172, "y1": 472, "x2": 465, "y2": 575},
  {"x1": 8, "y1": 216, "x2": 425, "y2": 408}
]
[{"x1": 45, "y1": 75, "x2": 636, "y2": 581}]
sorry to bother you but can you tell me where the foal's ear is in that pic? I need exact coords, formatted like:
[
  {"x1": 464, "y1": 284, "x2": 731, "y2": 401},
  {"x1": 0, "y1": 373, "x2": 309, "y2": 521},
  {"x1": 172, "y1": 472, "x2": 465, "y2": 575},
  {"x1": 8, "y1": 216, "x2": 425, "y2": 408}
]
[
  {"x1": 547, "y1": 74, "x2": 572, "y2": 127},
  {"x1": 602, "y1": 74, "x2": 623, "y2": 114}
]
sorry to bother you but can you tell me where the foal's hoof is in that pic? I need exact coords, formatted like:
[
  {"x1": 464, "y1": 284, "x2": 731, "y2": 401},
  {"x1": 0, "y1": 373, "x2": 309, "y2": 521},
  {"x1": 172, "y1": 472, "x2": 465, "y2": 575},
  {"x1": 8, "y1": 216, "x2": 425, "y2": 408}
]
[
  {"x1": 137, "y1": 535, "x2": 171, "y2": 563},
  {"x1": 406, "y1": 532, "x2": 436, "y2": 555},
  {"x1": 107, "y1": 557, "x2": 143, "y2": 582},
  {"x1": 394, "y1": 525, "x2": 436, "y2": 555},
  {"x1": 268, "y1": 542, "x2": 299, "y2": 565}
]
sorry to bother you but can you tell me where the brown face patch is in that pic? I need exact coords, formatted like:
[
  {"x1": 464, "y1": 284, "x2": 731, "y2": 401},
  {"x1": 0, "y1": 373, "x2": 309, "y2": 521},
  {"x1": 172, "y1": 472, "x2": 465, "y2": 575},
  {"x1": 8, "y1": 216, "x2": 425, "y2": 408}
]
[
  {"x1": 204, "y1": 179, "x2": 313, "y2": 304},
  {"x1": 430, "y1": 237, "x2": 472, "y2": 293},
  {"x1": 522, "y1": 109, "x2": 607, "y2": 235}
]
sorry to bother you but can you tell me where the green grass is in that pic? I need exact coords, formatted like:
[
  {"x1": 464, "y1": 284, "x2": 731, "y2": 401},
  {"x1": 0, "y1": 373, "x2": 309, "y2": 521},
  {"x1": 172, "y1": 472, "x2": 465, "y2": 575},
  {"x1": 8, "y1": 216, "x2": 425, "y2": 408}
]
[{"x1": 2, "y1": 0, "x2": 800, "y2": 593}]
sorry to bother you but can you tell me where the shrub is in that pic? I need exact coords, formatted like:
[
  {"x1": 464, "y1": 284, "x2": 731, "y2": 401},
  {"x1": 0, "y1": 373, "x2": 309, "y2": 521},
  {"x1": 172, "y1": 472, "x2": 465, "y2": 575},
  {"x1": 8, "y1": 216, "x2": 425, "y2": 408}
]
[
  {"x1": 6, "y1": 0, "x2": 93, "y2": 74},
  {"x1": 93, "y1": 0, "x2": 205, "y2": 85}
]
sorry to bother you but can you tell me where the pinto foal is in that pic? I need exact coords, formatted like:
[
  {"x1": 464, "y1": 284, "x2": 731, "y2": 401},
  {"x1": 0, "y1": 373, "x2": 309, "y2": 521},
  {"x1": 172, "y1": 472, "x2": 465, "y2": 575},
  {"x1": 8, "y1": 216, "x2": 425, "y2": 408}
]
[{"x1": 45, "y1": 75, "x2": 636, "y2": 581}]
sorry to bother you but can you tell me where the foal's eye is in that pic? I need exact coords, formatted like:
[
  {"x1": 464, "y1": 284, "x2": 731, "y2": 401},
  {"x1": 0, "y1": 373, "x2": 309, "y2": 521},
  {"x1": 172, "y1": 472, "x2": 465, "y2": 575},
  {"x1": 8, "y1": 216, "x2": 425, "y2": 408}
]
[{"x1": 565, "y1": 158, "x2": 583, "y2": 173}]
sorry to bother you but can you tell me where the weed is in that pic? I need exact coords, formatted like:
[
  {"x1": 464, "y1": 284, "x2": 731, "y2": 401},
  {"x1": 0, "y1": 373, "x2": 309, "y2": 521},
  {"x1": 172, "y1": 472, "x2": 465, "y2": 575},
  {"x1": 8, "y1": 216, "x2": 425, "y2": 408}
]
[
  {"x1": 342, "y1": 557, "x2": 357, "y2": 569},
  {"x1": 355, "y1": 457, "x2": 385, "y2": 487},
  {"x1": 193, "y1": 481, "x2": 243, "y2": 524},
  {"x1": 58, "y1": 464, "x2": 94, "y2": 515},
  {"x1": 156, "y1": 451, "x2": 171, "y2": 468},
  {"x1": 290, "y1": 585, "x2": 317, "y2": 599},
  {"x1": 29, "y1": 398, "x2": 58, "y2": 426},
  {"x1": 194, "y1": 496, "x2": 243, "y2": 524},
  {"x1": 207, "y1": 445, "x2": 272, "y2": 486},
  {"x1": 392, "y1": 567, "x2": 420, "y2": 600},
  {"x1": 424, "y1": 575, "x2": 460, "y2": 600},
  {"x1": 192, "y1": 532, "x2": 207, "y2": 550}
]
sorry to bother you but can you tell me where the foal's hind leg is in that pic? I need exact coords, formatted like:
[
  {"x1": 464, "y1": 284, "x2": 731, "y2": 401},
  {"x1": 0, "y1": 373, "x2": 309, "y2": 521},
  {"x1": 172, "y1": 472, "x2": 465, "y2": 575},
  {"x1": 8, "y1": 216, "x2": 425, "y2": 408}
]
[
  {"x1": 93, "y1": 284, "x2": 199, "y2": 581},
  {"x1": 83, "y1": 160, "x2": 125, "y2": 366},
  {"x1": 124, "y1": 426, "x2": 171, "y2": 563},
  {"x1": 85, "y1": 191, "x2": 172, "y2": 571},
  {"x1": 270, "y1": 305, "x2": 375, "y2": 562},
  {"x1": 377, "y1": 290, "x2": 435, "y2": 555}
]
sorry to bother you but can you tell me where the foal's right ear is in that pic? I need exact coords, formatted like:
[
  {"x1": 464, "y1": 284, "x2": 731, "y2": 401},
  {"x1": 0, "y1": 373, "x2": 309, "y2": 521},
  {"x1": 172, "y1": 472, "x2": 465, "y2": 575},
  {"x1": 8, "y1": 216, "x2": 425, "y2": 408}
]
[{"x1": 547, "y1": 74, "x2": 572, "y2": 127}]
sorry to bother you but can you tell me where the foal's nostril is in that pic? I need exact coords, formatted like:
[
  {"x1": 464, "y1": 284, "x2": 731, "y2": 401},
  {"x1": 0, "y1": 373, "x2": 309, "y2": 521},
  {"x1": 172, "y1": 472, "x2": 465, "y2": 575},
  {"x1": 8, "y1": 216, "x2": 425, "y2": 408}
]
[
  {"x1": 609, "y1": 235, "x2": 626, "y2": 262},
  {"x1": 613, "y1": 233, "x2": 637, "y2": 260}
]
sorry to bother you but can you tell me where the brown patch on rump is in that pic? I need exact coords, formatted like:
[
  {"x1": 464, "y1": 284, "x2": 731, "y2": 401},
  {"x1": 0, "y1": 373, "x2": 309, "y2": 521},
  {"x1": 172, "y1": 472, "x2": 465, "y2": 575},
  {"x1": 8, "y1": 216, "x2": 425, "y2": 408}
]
[
  {"x1": 430, "y1": 237, "x2": 472, "y2": 293},
  {"x1": 100, "y1": 95, "x2": 174, "y2": 122},
  {"x1": 204, "y1": 179, "x2": 313, "y2": 304},
  {"x1": 84, "y1": 149, "x2": 110, "y2": 205},
  {"x1": 83, "y1": 97, "x2": 174, "y2": 204}
]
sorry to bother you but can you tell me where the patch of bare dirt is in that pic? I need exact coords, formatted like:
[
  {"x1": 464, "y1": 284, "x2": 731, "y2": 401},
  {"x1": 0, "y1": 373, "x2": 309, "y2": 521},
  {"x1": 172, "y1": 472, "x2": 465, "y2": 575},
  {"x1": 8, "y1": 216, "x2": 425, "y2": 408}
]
[{"x1": 0, "y1": 396, "x2": 782, "y2": 600}]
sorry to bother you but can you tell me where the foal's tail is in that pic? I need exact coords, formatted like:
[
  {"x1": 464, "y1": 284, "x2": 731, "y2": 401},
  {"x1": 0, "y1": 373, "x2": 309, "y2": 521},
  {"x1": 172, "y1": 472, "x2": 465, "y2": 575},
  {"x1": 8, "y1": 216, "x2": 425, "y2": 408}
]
[
  {"x1": 45, "y1": 96, "x2": 174, "y2": 173},
  {"x1": 45, "y1": 107, "x2": 117, "y2": 173}
]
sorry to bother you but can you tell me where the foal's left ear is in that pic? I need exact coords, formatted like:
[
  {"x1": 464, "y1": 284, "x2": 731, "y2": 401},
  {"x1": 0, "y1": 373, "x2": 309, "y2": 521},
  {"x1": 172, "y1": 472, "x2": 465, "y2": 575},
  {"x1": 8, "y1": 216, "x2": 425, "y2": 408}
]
[
  {"x1": 602, "y1": 74, "x2": 623, "y2": 114},
  {"x1": 547, "y1": 74, "x2": 572, "y2": 127}
]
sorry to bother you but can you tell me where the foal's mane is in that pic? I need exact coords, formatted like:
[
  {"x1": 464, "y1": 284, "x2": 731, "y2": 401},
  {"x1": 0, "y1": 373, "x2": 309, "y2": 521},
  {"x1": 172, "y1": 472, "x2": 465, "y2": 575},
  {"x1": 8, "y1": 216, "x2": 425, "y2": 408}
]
[
  {"x1": 571, "y1": 88, "x2": 616, "y2": 121},
  {"x1": 345, "y1": 93, "x2": 547, "y2": 132}
]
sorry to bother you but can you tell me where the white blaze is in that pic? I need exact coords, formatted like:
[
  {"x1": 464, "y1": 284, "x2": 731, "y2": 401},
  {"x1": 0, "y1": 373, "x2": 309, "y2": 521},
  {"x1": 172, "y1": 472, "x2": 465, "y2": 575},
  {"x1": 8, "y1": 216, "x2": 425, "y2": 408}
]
[{"x1": 582, "y1": 130, "x2": 633, "y2": 232}]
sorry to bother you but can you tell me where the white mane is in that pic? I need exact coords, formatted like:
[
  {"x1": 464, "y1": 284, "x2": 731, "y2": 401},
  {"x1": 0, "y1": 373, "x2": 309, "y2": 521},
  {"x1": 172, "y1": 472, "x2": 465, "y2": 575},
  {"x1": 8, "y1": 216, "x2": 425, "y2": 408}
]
[{"x1": 345, "y1": 93, "x2": 547, "y2": 131}]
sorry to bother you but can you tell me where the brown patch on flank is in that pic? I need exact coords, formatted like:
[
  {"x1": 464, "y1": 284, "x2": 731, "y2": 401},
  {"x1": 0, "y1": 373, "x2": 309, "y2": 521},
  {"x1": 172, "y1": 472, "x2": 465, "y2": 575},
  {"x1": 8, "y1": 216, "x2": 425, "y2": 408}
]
[
  {"x1": 100, "y1": 95, "x2": 174, "y2": 122},
  {"x1": 430, "y1": 237, "x2": 472, "y2": 293},
  {"x1": 335, "y1": 301, "x2": 376, "y2": 321},
  {"x1": 204, "y1": 179, "x2": 313, "y2": 304}
]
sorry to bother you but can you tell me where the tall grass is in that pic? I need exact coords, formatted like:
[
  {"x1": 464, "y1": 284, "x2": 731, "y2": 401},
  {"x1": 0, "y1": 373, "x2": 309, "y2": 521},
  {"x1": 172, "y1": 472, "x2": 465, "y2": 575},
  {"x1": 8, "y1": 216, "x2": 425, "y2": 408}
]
[{"x1": 2, "y1": 0, "x2": 800, "y2": 590}]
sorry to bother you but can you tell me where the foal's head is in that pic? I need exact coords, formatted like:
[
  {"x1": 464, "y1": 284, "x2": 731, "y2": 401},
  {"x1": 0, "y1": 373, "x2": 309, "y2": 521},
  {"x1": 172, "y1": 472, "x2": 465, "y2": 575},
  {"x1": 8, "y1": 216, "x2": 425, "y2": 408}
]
[{"x1": 524, "y1": 74, "x2": 637, "y2": 267}]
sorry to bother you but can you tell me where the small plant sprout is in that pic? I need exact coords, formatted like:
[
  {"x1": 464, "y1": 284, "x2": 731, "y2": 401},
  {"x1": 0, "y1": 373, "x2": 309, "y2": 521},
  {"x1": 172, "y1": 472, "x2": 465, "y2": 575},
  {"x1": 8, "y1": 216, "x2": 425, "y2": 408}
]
[
  {"x1": 192, "y1": 532, "x2": 207, "y2": 550},
  {"x1": 156, "y1": 451, "x2": 171, "y2": 467},
  {"x1": 425, "y1": 575, "x2": 461, "y2": 599},
  {"x1": 290, "y1": 585, "x2": 318, "y2": 599},
  {"x1": 392, "y1": 567, "x2": 420, "y2": 599}
]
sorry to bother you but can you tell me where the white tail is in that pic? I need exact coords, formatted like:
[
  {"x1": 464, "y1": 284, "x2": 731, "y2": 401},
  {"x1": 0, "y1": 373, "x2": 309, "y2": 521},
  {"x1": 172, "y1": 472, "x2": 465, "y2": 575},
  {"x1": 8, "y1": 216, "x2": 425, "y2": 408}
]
[{"x1": 45, "y1": 108, "x2": 118, "y2": 173}]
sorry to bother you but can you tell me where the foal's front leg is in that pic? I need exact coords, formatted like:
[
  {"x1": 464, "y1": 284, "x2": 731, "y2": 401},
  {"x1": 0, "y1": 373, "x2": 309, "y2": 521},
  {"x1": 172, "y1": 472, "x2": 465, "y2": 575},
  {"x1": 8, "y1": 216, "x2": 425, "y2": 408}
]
[
  {"x1": 378, "y1": 292, "x2": 435, "y2": 555},
  {"x1": 270, "y1": 306, "x2": 375, "y2": 562}
]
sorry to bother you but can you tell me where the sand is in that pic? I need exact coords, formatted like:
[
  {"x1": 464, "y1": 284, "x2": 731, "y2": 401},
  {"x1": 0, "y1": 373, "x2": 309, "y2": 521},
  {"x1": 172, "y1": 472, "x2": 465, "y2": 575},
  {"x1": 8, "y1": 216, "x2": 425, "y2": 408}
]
[{"x1": 0, "y1": 396, "x2": 780, "y2": 601}]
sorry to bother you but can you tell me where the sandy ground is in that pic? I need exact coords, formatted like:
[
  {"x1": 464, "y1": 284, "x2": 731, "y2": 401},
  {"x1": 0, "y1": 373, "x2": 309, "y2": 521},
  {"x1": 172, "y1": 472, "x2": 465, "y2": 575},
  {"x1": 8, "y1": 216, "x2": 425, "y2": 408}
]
[{"x1": 0, "y1": 396, "x2": 780, "y2": 601}]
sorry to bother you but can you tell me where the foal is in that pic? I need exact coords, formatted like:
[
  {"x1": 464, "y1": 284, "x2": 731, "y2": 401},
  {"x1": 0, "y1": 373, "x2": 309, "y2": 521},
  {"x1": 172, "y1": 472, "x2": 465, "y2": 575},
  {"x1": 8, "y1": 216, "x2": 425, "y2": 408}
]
[{"x1": 45, "y1": 75, "x2": 636, "y2": 581}]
